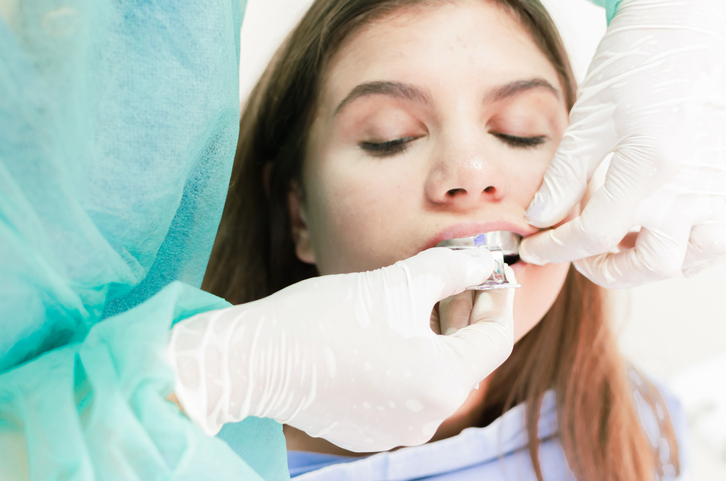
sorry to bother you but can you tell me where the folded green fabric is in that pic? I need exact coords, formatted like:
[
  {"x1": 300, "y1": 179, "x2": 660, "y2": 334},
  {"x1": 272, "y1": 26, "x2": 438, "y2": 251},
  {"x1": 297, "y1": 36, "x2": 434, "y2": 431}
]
[
  {"x1": 588, "y1": 0, "x2": 623, "y2": 23},
  {"x1": 0, "y1": 0, "x2": 288, "y2": 478},
  {"x1": 0, "y1": 283, "x2": 279, "y2": 480}
]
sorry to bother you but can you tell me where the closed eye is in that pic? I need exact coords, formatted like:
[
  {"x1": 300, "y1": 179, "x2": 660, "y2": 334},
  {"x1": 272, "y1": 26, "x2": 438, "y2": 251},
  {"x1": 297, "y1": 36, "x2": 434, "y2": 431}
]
[
  {"x1": 360, "y1": 136, "x2": 421, "y2": 157},
  {"x1": 491, "y1": 132, "x2": 547, "y2": 148}
]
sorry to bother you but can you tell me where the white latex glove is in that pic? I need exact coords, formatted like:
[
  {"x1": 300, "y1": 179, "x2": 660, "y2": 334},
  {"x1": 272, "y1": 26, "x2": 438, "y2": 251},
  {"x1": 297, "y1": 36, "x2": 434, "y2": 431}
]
[
  {"x1": 167, "y1": 248, "x2": 515, "y2": 452},
  {"x1": 519, "y1": 0, "x2": 726, "y2": 288}
]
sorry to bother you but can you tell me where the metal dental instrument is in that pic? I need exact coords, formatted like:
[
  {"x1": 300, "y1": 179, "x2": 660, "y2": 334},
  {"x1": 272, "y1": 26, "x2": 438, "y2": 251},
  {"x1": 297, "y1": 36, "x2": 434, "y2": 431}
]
[{"x1": 436, "y1": 231, "x2": 522, "y2": 290}]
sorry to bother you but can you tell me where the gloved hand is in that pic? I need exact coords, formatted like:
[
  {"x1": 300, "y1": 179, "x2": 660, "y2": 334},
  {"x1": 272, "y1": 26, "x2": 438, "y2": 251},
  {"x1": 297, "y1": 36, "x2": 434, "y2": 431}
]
[
  {"x1": 519, "y1": 0, "x2": 726, "y2": 288},
  {"x1": 166, "y1": 248, "x2": 515, "y2": 452}
]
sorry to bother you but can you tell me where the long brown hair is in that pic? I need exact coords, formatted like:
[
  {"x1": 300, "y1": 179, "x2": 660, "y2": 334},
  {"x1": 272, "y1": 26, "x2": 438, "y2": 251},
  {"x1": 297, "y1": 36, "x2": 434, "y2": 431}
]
[{"x1": 204, "y1": 1, "x2": 680, "y2": 479}]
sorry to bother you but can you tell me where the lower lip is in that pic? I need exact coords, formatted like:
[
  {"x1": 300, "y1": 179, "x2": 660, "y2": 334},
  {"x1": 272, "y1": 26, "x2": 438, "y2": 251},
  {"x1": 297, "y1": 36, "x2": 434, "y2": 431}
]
[{"x1": 510, "y1": 259, "x2": 528, "y2": 276}]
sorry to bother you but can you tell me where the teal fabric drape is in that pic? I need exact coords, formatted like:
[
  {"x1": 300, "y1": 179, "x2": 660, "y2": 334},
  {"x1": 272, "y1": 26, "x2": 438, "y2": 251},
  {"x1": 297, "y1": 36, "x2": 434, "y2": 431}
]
[
  {"x1": 588, "y1": 0, "x2": 624, "y2": 23},
  {"x1": 0, "y1": 1, "x2": 288, "y2": 479}
]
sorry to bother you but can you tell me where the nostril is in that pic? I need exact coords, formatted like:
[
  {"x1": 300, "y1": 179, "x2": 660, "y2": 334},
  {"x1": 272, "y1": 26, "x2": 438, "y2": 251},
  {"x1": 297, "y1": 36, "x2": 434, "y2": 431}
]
[
  {"x1": 446, "y1": 188, "x2": 466, "y2": 197},
  {"x1": 484, "y1": 186, "x2": 496, "y2": 194}
]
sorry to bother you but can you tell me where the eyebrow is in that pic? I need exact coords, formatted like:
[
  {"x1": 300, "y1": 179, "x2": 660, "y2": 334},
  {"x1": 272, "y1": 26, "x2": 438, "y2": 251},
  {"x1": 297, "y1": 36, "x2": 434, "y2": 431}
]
[
  {"x1": 333, "y1": 77, "x2": 559, "y2": 116},
  {"x1": 485, "y1": 78, "x2": 560, "y2": 103},
  {"x1": 334, "y1": 81, "x2": 432, "y2": 116}
]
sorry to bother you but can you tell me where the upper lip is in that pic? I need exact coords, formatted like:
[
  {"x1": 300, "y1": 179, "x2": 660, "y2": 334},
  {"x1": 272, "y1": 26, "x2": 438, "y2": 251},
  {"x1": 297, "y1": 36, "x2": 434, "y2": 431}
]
[{"x1": 426, "y1": 219, "x2": 539, "y2": 250}]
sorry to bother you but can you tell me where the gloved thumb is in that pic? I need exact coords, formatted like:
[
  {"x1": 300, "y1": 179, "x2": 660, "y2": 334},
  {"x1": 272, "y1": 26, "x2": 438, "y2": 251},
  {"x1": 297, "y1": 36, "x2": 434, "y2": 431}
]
[
  {"x1": 525, "y1": 101, "x2": 617, "y2": 228},
  {"x1": 442, "y1": 266, "x2": 516, "y2": 384},
  {"x1": 391, "y1": 247, "x2": 495, "y2": 306}
]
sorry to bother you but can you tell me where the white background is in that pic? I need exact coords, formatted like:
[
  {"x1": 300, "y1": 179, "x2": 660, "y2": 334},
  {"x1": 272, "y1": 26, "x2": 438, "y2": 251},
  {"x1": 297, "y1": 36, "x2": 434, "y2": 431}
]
[{"x1": 238, "y1": 1, "x2": 726, "y2": 478}]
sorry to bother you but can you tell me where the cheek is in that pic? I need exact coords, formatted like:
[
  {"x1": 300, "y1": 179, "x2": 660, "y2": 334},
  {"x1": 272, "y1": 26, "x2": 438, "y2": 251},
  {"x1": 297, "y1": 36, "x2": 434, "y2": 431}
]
[
  {"x1": 512, "y1": 261, "x2": 570, "y2": 342},
  {"x1": 304, "y1": 163, "x2": 419, "y2": 274},
  {"x1": 506, "y1": 158, "x2": 553, "y2": 206}
]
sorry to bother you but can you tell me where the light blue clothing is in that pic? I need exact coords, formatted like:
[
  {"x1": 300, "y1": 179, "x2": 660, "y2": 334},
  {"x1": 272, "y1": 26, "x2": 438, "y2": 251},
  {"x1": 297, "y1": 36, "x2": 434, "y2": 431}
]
[
  {"x1": 287, "y1": 378, "x2": 689, "y2": 480},
  {"x1": 0, "y1": 0, "x2": 288, "y2": 479},
  {"x1": 289, "y1": 452, "x2": 363, "y2": 478}
]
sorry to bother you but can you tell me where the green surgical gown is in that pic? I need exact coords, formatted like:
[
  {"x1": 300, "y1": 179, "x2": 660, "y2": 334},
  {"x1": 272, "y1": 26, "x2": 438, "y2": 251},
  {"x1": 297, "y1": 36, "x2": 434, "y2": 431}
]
[{"x1": 0, "y1": 0, "x2": 287, "y2": 479}]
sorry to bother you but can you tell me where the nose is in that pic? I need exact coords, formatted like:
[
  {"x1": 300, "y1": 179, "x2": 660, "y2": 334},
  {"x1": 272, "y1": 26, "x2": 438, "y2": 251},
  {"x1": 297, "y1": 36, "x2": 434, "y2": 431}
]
[{"x1": 425, "y1": 141, "x2": 507, "y2": 209}]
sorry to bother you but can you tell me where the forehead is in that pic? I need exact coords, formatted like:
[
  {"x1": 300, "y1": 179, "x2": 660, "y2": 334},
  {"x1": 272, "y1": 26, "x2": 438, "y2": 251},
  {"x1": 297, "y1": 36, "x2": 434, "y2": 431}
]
[{"x1": 321, "y1": 0, "x2": 560, "y2": 108}]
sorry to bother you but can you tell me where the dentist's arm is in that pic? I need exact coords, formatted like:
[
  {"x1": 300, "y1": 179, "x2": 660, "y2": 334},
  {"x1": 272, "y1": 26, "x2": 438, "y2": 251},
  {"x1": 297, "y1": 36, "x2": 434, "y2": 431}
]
[
  {"x1": 167, "y1": 248, "x2": 515, "y2": 452},
  {"x1": 520, "y1": 0, "x2": 726, "y2": 288}
]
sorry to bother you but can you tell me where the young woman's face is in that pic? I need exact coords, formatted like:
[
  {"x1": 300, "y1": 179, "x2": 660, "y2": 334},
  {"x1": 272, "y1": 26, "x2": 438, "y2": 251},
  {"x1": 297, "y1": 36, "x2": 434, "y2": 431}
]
[{"x1": 290, "y1": 0, "x2": 572, "y2": 342}]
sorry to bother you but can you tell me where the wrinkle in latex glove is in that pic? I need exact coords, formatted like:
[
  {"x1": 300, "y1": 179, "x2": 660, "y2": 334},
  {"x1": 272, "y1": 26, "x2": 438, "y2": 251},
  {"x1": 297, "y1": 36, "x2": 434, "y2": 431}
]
[
  {"x1": 520, "y1": 0, "x2": 726, "y2": 288},
  {"x1": 168, "y1": 248, "x2": 516, "y2": 452}
]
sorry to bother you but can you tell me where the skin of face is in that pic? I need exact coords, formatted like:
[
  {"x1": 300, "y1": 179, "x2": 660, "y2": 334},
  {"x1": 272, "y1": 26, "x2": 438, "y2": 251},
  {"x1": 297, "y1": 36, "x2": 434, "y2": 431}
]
[{"x1": 285, "y1": 0, "x2": 574, "y2": 453}]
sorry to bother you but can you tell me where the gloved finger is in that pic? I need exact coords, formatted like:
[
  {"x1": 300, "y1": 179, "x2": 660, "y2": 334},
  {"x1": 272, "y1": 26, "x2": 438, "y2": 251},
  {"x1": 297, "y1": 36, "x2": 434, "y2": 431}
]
[
  {"x1": 519, "y1": 210, "x2": 630, "y2": 267},
  {"x1": 442, "y1": 267, "x2": 516, "y2": 383},
  {"x1": 683, "y1": 219, "x2": 726, "y2": 277},
  {"x1": 520, "y1": 144, "x2": 674, "y2": 265},
  {"x1": 573, "y1": 224, "x2": 690, "y2": 288},
  {"x1": 525, "y1": 99, "x2": 617, "y2": 228},
  {"x1": 392, "y1": 247, "x2": 495, "y2": 305},
  {"x1": 438, "y1": 291, "x2": 475, "y2": 336}
]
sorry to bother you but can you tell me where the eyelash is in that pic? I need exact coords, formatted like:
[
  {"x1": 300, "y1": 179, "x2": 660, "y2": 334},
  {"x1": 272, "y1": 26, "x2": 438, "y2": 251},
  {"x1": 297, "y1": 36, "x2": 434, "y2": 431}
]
[
  {"x1": 359, "y1": 137, "x2": 419, "y2": 157},
  {"x1": 492, "y1": 133, "x2": 547, "y2": 148},
  {"x1": 359, "y1": 133, "x2": 547, "y2": 157}
]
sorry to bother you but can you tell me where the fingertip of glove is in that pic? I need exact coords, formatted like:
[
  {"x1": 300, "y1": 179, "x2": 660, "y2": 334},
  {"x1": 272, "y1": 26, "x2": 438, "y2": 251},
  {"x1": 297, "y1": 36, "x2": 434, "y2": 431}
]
[
  {"x1": 525, "y1": 189, "x2": 579, "y2": 230},
  {"x1": 457, "y1": 248, "x2": 496, "y2": 282},
  {"x1": 524, "y1": 214, "x2": 554, "y2": 229},
  {"x1": 517, "y1": 237, "x2": 547, "y2": 266},
  {"x1": 524, "y1": 192, "x2": 553, "y2": 226}
]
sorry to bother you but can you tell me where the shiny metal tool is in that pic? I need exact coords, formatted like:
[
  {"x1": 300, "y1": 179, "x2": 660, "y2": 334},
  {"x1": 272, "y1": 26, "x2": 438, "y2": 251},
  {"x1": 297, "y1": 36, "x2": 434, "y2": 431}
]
[{"x1": 436, "y1": 231, "x2": 521, "y2": 290}]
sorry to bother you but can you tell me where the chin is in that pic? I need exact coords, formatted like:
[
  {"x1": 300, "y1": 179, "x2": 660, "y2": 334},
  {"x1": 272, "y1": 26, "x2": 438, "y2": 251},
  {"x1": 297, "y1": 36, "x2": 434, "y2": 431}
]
[{"x1": 511, "y1": 261, "x2": 570, "y2": 342}]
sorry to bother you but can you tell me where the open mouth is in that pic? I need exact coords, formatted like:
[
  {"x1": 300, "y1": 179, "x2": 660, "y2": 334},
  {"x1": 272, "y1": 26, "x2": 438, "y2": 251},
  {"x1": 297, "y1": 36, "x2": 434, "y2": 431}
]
[
  {"x1": 437, "y1": 231, "x2": 521, "y2": 266},
  {"x1": 503, "y1": 254, "x2": 520, "y2": 265}
]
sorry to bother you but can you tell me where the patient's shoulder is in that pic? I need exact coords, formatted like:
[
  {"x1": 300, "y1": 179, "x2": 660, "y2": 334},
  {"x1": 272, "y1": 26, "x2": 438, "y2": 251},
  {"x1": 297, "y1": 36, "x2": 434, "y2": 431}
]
[{"x1": 628, "y1": 367, "x2": 689, "y2": 479}]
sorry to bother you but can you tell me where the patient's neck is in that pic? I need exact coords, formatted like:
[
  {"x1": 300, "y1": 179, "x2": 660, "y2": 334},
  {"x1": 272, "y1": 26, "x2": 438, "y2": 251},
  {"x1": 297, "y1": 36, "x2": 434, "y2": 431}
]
[{"x1": 284, "y1": 377, "x2": 491, "y2": 457}]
